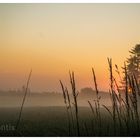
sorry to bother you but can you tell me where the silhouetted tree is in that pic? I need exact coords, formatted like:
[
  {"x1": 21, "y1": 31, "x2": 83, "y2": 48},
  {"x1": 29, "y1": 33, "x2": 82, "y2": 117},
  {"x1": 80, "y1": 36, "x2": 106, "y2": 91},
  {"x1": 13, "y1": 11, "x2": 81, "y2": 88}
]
[
  {"x1": 80, "y1": 87, "x2": 94, "y2": 94},
  {"x1": 126, "y1": 44, "x2": 140, "y2": 83}
]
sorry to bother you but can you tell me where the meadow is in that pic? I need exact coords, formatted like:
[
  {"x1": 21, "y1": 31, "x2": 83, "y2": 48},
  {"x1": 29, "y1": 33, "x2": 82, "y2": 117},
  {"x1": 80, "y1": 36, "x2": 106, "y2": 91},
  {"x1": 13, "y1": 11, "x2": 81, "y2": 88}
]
[{"x1": 0, "y1": 58, "x2": 140, "y2": 137}]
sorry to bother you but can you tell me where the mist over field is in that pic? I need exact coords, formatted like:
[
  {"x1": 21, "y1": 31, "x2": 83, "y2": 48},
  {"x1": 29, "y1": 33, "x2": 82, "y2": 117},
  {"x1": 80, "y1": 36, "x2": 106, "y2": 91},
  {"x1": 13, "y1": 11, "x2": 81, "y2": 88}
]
[{"x1": 0, "y1": 88, "x2": 112, "y2": 107}]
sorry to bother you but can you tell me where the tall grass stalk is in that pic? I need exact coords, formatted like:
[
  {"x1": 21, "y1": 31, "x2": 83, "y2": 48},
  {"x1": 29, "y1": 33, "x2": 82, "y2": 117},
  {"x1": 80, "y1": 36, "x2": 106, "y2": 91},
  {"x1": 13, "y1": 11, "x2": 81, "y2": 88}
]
[
  {"x1": 69, "y1": 71, "x2": 80, "y2": 136},
  {"x1": 88, "y1": 101, "x2": 95, "y2": 117},
  {"x1": 128, "y1": 75, "x2": 140, "y2": 132},
  {"x1": 107, "y1": 58, "x2": 117, "y2": 135},
  {"x1": 59, "y1": 80, "x2": 71, "y2": 136},
  {"x1": 92, "y1": 68, "x2": 101, "y2": 134},
  {"x1": 124, "y1": 63, "x2": 130, "y2": 119},
  {"x1": 65, "y1": 87, "x2": 75, "y2": 134},
  {"x1": 92, "y1": 68, "x2": 101, "y2": 117},
  {"x1": 16, "y1": 69, "x2": 32, "y2": 130}
]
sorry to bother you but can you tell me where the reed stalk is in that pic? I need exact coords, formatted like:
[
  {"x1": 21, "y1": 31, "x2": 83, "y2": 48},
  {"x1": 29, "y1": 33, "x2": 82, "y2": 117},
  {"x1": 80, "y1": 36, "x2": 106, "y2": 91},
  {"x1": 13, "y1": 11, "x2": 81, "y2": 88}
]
[
  {"x1": 16, "y1": 69, "x2": 32, "y2": 130},
  {"x1": 69, "y1": 71, "x2": 80, "y2": 136},
  {"x1": 107, "y1": 58, "x2": 117, "y2": 135},
  {"x1": 59, "y1": 80, "x2": 71, "y2": 136}
]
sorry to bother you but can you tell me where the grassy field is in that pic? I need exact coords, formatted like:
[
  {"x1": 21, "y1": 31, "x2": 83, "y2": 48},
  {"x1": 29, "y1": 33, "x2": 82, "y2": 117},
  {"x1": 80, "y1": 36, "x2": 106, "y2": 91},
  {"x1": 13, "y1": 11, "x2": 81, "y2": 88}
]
[
  {"x1": 0, "y1": 106, "x2": 139, "y2": 137},
  {"x1": 0, "y1": 106, "x2": 93, "y2": 137},
  {"x1": 1, "y1": 59, "x2": 140, "y2": 137}
]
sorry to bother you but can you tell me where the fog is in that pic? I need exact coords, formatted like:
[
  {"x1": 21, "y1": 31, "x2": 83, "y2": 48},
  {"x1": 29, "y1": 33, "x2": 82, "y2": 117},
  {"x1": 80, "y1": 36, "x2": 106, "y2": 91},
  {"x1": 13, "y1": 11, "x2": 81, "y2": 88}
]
[{"x1": 0, "y1": 88, "x2": 112, "y2": 107}]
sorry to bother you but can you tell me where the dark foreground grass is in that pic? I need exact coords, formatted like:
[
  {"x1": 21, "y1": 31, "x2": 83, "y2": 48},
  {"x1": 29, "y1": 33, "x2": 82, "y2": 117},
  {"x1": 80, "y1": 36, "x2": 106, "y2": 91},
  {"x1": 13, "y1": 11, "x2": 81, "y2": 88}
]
[
  {"x1": 0, "y1": 106, "x2": 139, "y2": 137},
  {"x1": 57, "y1": 58, "x2": 140, "y2": 137}
]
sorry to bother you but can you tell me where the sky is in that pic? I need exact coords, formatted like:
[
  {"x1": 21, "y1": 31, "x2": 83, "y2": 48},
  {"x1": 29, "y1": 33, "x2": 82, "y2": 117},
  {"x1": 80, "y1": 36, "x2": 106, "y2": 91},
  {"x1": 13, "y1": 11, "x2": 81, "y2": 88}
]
[{"x1": 0, "y1": 3, "x2": 140, "y2": 92}]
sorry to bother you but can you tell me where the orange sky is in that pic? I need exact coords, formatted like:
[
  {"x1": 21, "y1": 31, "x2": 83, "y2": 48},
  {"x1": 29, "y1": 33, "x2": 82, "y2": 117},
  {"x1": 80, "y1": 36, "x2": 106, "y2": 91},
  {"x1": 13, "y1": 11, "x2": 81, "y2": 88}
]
[{"x1": 0, "y1": 4, "x2": 140, "y2": 92}]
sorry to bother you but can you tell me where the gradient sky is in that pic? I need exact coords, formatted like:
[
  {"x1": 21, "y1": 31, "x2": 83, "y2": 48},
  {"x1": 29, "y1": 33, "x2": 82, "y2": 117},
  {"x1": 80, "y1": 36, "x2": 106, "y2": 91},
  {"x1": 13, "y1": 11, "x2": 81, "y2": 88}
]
[{"x1": 0, "y1": 4, "x2": 140, "y2": 92}]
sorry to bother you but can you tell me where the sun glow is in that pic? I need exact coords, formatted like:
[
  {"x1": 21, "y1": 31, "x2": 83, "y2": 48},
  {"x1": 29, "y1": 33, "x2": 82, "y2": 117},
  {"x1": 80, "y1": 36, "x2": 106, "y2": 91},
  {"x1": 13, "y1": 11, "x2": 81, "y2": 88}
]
[{"x1": 1, "y1": 4, "x2": 140, "y2": 92}]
